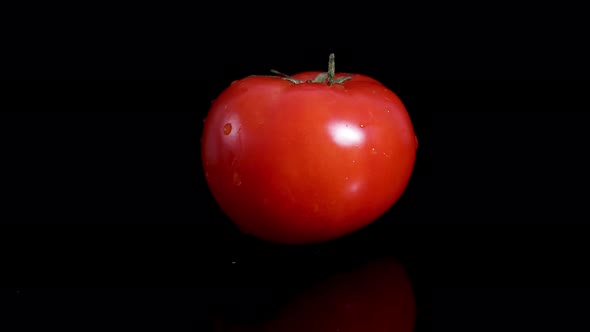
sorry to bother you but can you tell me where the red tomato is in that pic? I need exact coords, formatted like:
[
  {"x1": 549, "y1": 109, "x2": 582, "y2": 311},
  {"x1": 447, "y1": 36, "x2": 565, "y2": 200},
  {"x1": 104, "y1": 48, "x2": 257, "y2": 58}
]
[
  {"x1": 201, "y1": 55, "x2": 417, "y2": 244},
  {"x1": 216, "y1": 257, "x2": 416, "y2": 332}
]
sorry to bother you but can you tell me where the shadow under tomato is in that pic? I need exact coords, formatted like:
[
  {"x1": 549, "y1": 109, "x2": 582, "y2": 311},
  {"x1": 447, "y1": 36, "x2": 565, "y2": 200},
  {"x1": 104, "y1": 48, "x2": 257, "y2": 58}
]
[{"x1": 215, "y1": 256, "x2": 416, "y2": 332}]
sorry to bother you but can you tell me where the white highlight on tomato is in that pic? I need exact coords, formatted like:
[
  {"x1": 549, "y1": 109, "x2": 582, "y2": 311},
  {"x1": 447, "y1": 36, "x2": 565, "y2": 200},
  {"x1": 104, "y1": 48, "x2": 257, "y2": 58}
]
[
  {"x1": 347, "y1": 180, "x2": 362, "y2": 194},
  {"x1": 328, "y1": 122, "x2": 365, "y2": 147}
]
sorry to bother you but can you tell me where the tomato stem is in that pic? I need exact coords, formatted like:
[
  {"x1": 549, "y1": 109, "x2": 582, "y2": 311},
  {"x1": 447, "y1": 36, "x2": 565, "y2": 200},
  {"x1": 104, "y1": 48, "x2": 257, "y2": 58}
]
[
  {"x1": 327, "y1": 53, "x2": 335, "y2": 86},
  {"x1": 269, "y1": 54, "x2": 352, "y2": 85},
  {"x1": 270, "y1": 69, "x2": 302, "y2": 84}
]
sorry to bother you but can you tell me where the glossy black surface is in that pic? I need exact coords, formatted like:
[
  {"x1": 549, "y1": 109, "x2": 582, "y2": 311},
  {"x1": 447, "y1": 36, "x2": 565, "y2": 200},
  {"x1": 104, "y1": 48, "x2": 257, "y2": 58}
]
[{"x1": 2, "y1": 67, "x2": 590, "y2": 331}]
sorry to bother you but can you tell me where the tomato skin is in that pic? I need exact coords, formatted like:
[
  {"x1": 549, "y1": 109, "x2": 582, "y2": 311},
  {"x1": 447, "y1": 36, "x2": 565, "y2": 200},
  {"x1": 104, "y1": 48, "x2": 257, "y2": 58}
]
[{"x1": 202, "y1": 71, "x2": 417, "y2": 244}]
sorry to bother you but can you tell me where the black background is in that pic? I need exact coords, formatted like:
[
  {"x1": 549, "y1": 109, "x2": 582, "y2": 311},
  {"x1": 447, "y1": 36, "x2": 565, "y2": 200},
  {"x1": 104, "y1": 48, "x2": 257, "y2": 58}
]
[{"x1": 2, "y1": 5, "x2": 590, "y2": 332}]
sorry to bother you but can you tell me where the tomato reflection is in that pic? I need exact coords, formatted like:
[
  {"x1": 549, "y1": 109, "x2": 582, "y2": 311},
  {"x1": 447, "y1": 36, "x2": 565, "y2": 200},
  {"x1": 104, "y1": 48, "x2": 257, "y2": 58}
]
[{"x1": 217, "y1": 257, "x2": 415, "y2": 332}]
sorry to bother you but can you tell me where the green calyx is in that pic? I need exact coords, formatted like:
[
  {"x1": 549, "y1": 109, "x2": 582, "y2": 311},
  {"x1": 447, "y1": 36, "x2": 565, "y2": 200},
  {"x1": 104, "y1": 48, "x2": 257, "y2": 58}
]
[{"x1": 270, "y1": 53, "x2": 353, "y2": 85}]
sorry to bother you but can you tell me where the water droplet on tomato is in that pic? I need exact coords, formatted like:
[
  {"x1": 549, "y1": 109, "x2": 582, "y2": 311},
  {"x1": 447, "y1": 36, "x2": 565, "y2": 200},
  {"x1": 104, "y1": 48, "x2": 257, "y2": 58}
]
[
  {"x1": 233, "y1": 171, "x2": 242, "y2": 186},
  {"x1": 371, "y1": 147, "x2": 377, "y2": 154},
  {"x1": 386, "y1": 108, "x2": 391, "y2": 113},
  {"x1": 359, "y1": 124, "x2": 365, "y2": 128},
  {"x1": 223, "y1": 123, "x2": 232, "y2": 135}
]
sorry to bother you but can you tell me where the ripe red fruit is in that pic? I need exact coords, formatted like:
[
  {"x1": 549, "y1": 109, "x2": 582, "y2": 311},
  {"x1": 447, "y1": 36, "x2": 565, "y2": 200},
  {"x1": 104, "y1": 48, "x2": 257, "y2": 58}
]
[{"x1": 202, "y1": 54, "x2": 417, "y2": 244}]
